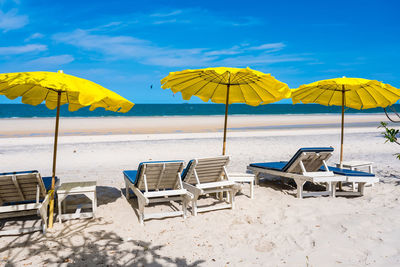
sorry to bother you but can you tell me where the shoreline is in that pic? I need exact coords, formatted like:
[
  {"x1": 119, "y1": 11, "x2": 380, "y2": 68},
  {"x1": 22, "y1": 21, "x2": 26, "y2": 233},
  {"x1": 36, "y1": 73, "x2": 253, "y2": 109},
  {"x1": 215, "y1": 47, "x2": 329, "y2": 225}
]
[
  {"x1": 0, "y1": 112, "x2": 389, "y2": 120},
  {"x1": 0, "y1": 113, "x2": 388, "y2": 138}
]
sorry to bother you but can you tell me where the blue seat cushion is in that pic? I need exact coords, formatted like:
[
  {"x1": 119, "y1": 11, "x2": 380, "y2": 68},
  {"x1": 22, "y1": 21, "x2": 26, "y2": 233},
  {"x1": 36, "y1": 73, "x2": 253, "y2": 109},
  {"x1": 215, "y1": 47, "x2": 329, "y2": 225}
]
[
  {"x1": 42, "y1": 176, "x2": 59, "y2": 191},
  {"x1": 249, "y1": 161, "x2": 287, "y2": 171},
  {"x1": 123, "y1": 170, "x2": 138, "y2": 185},
  {"x1": 249, "y1": 147, "x2": 334, "y2": 173},
  {"x1": 321, "y1": 166, "x2": 375, "y2": 177},
  {"x1": 124, "y1": 160, "x2": 184, "y2": 186},
  {"x1": 181, "y1": 160, "x2": 194, "y2": 180}
]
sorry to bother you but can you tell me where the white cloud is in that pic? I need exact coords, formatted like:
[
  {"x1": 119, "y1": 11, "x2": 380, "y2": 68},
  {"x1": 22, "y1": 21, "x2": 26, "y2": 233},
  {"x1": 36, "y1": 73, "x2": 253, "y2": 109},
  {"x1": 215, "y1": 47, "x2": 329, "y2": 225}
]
[
  {"x1": 0, "y1": 44, "x2": 47, "y2": 55},
  {"x1": 26, "y1": 55, "x2": 74, "y2": 66},
  {"x1": 24, "y1": 32, "x2": 44, "y2": 42},
  {"x1": 53, "y1": 29, "x2": 310, "y2": 68},
  {"x1": 0, "y1": 9, "x2": 28, "y2": 32},
  {"x1": 248, "y1": 42, "x2": 286, "y2": 51},
  {"x1": 219, "y1": 53, "x2": 310, "y2": 67},
  {"x1": 53, "y1": 29, "x2": 214, "y2": 67},
  {"x1": 150, "y1": 10, "x2": 182, "y2": 17},
  {"x1": 153, "y1": 19, "x2": 178, "y2": 25}
]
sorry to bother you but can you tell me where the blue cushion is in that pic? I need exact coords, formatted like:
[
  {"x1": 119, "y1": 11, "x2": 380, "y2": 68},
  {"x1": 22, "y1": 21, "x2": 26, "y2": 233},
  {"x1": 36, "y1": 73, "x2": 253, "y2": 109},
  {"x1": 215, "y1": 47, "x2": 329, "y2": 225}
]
[
  {"x1": 321, "y1": 166, "x2": 375, "y2": 177},
  {"x1": 124, "y1": 160, "x2": 184, "y2": 185},
  {"x1": 181, "y1": 159, "x2": 194, "y2": 180},
  {"x1": 282, "y1": 147, "x2": 334, "y2": 172},
  {"x1": 249, "y1": 147, "x2": 334, "y2": 173},
  {"x1": 123, "y1": 170, "x2": 138, "y2": 184},
  {"x1": 42, "y1": 176, "x2": 59, "y2": 191},
  {"x1": 249, "y1": 161, "x2": 287, "y2": 171}
]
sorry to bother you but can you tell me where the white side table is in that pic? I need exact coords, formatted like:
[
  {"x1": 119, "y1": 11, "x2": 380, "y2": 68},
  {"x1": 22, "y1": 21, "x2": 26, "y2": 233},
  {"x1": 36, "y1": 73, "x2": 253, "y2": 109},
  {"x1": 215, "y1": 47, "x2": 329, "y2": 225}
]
[
  {"x1": 229, "y1": 172, "x2": 255, "y2": 199},
  {"x1": 57, "y1": 181, "x2": 97, "y2": 223},
  {"x1": 335, "y1": 161, "x2": 374, "y2": 191}
]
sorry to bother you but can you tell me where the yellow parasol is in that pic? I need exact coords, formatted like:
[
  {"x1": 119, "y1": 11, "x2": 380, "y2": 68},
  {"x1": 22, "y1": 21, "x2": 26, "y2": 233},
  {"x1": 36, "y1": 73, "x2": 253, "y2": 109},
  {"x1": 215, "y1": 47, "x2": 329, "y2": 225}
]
[
  {"x1": 0, "y1": 71, "x2": 134, "y2": 228},
  {"x1": 292, "y1": 77, "x2": 400, "y2": 166},
  {"x1": 161, "y1": 67, "x2": 291, "y2": 155}
]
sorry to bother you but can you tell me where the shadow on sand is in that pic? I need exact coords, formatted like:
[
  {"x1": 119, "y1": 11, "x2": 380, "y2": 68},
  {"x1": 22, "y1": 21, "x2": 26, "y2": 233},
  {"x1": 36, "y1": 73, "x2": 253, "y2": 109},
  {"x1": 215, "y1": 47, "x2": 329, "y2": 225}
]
[{"x1": 0, "y1": 219, "x2": 205, "y2": 266}]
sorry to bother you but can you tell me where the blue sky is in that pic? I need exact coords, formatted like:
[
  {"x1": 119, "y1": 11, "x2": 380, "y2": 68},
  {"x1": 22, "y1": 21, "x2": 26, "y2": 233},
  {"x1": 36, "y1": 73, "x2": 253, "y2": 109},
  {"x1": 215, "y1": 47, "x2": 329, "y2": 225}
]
[{"x1": 0, "y1": 0, "x2": 399, "y2": 104}]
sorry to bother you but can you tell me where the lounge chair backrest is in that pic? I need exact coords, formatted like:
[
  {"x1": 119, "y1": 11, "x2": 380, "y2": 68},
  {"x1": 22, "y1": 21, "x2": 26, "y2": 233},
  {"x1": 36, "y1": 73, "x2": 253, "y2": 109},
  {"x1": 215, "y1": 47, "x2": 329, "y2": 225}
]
[
  {"x1": 183, "y1": 156, "x2": 230, "y2": 184},
  {"x1": 0, "y1": 171, "x2": 47, "y2": 205},
  {"x1": 284, "y1": 147, "x2": 334, "y2": 174},
  {"x1": 136, "y1": 161, "x2": 185, "y2": 191}
]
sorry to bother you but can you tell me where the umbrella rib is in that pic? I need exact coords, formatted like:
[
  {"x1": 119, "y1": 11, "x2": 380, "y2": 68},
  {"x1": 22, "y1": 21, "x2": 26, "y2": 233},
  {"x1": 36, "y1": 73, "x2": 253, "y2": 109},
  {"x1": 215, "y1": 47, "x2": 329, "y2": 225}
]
[
  {"x1": 325, "y1": 88, "x2": 335, "y2": 106},
  {"x1": 162, "y1": 70, "x2": 203, "y2": 82},
  {"x1": 353, "y1": 88, "x2": 364, "y2": 108},
  {"x1": 235, "y1": 72, "x2": 260, "y2": 84},
  {"x1": 44, "y1": 88, "x2": 50, "y2": 101},
  {"x1": 360, "y1": 84, "x2": 378, "y2": 107},
  {"x1": 246, "y1": 82, "x2": 264, "y2": 104},
  {"x1": 368, "y1": 83, "x2": 400, "y2": 101},
  {"x1": 163, "y1": 75, "x2": 207, "y2": 89},
  {"x1": 191, "y1": 74, "x2": 225, "y2": 99},
  {"x1": 311, "y1": 86, "x2": 331, "y2": 103}
]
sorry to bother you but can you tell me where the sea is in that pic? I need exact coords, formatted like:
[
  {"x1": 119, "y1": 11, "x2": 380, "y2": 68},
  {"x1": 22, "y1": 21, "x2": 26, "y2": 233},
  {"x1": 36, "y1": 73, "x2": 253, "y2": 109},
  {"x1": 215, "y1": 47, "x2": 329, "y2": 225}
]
[{"x1": 0, "y1": 103, "x2": 396, "y2": 118}]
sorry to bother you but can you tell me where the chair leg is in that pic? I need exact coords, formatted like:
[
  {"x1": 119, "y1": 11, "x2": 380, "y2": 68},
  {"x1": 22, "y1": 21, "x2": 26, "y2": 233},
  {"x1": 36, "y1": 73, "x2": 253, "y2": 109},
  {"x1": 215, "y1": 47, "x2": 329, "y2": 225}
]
[
  {"x1": 182, "y1": 196, "x2": 187, "y2": 219},
  {"x1": 250, "y1": 180, "x2": 254, "y2": 199},
  {"x1": 228, "y1": 189, "x2": 235, "y2": 209},
  {"x1": 358, "y1": 182, "x2": 366, "y2": 196},
  {"x1": 137, "y1": 198, "x2": 145, "y2": 225},
  {"x1": 294, "y1": 179, "x2": 306, "y2": 199},
  {"x1": 192, "y1": 199, "x2": 198, "y2": 216},
  {"x1": 125, "y1": 181, "x2": 130, "y2": 199},
  {"x1": 331, "y1": 182, "x2": 337, "y2": 197}
]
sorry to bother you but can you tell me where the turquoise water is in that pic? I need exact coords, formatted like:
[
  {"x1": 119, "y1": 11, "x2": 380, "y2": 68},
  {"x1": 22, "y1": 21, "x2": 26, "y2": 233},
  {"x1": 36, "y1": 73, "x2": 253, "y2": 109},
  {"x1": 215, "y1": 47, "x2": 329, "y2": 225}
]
[{"x1": 0, "y1": 103, "x2": 394, "y2": 118}]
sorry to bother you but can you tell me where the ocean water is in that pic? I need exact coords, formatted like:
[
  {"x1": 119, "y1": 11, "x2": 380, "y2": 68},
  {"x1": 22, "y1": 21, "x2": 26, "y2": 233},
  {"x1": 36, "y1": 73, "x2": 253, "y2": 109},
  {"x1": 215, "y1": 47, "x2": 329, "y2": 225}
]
[{"x1": 0, "y1": 103, "x2": 395, "y2": 118}]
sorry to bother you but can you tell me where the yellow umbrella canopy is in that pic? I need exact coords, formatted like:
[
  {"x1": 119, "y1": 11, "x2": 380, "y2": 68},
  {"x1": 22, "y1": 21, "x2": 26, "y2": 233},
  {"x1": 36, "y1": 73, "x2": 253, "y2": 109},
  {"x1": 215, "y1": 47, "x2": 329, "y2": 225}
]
[
  {"x1": 292, "y1": 77, "x2": 400, "y2": 165},
  {"x1": 161, "y1": 67, "x2": 291, "y2": 154},
  {"x1": 0, "y1": 71, "x2": 134, "y2": 228},
  {"x1": 0, "y1": 71, "x2": 133, "y2": 112}
]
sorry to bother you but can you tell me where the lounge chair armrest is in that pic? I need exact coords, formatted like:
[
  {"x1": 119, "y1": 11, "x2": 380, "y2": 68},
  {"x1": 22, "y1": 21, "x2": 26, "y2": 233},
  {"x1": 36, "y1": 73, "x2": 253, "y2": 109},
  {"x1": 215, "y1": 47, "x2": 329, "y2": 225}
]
[
  {"x1": 132, "y1": 187, "x2": 150, "y2": 205},
  {"x1": 184, "y1": 191, "x2": 194, "y2": 201},
  {"x1": 38, "y1": 193, "x2": 50, "y2": 231},
  {"x1": 231, "y1": 183, "x2": 242, "y2": 194},
  {"x1": 182, "y1": 182, "x2": 203, "y2": 196}
]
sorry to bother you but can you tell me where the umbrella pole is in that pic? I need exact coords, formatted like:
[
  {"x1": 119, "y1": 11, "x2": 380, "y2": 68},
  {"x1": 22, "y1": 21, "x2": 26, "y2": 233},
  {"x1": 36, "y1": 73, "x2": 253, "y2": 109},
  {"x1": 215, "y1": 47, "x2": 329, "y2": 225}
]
[
  {"x1": 338, "y1": 86, "x2": 345, "y2": 191},
  {"x1": 222, "y1": 83, "x2": 231, "y2": 155},
  {"x1": 340, "y1": 86, "x2": 345, "y2": 167},
  {"x1": 48, "y1": 91, "x2": 61, "y2": 228}
]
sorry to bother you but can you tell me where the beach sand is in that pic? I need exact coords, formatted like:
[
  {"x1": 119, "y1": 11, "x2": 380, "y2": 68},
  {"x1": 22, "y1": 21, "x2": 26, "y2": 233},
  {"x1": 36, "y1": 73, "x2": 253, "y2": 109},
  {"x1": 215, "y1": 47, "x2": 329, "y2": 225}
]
[{"x1": 0, "y1": 114, "x2": 399, "y2": 266}]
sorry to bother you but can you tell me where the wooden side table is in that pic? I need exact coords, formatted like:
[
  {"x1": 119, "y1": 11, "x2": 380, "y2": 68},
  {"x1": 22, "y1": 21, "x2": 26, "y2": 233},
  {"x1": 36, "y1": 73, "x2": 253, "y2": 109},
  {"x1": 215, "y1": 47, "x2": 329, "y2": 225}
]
[
  {"x1": 228, "y1": 172, "x2": 255, "y2": 199},
  {"x1": 335, "y1": 161, "x2": 374, "y2": 191},
  {"x1": 57, "y1": 181, "x2": 97, "y2": 223}
]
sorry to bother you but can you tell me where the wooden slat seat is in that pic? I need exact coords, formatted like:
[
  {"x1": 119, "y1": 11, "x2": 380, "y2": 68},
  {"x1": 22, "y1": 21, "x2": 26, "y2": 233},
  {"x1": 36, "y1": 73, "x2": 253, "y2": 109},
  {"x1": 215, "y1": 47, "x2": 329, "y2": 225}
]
[
  {"x1": 181, "y1": 156, "x2": 241, "y2": 216},
  {"x1": 123, "y1": 161, "x2": 193, "y2": 225},
  {"x1": 0, "y1": 170, "x2": 54, "y2": 235}
]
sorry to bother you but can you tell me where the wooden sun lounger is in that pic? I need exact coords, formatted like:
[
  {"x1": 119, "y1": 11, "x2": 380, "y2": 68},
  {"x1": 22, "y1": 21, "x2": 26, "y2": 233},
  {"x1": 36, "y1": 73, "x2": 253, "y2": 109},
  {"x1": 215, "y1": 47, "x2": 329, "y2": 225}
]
[
  {"x1": 247, "y1": 147, "x2": 346, "y2": 198},
  {"x1": 0, "y1": 170, "x2": 54, "y2": 235},
  {"x1": 123, "y1": 161, "x2": 193, "y2": 225},
  {"x1": 182, "y1": 156, "x2": 241, "y2": 215}
]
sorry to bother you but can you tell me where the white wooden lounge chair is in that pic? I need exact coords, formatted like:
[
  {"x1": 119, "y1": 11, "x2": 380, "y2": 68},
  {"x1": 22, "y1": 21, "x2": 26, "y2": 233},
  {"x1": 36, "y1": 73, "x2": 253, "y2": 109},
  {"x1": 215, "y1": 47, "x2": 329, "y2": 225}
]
[
  {"x1": 123, "y1": 161, "x2": 193, "y2": 225},
  {"x1": 247, "y1": 147, "x2": 346, "y2": 198},
  {"x1": 181, "y1": 156, "x2": 241, "y2": 216},
  {"x1": 0, "y1": 170, "x2": 55, "y2": 235}
]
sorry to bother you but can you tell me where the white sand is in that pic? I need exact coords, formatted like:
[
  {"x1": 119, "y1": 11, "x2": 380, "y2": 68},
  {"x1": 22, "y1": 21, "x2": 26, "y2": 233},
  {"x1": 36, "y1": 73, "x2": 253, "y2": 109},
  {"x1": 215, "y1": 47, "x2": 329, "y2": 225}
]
[{"x1": 0, "y1": 114, "x2": 399, "y2": 266}]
